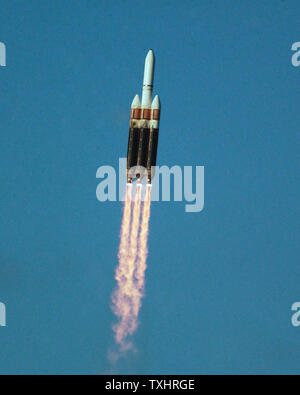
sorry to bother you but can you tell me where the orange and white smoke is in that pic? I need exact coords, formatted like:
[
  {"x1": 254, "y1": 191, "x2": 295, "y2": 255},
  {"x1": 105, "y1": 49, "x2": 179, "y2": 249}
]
[
  {"x1": 134, "y1": 186, "x2": 151, "y2": 315},
  {"x1": 112, "y1": 184, "x2": 152, "y2": 351},
  {"x1": 112, "y1": 184, "x2": 133, "y2": 348},
  {"x1": 123, "y1": 184, "x2": 142, "y2": 338}
]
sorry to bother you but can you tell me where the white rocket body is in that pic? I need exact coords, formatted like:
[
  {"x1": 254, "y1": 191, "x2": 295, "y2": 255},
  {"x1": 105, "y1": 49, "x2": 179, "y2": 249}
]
[{"x1": 127, "y1": 50, "x2": 161, "y2": 184}]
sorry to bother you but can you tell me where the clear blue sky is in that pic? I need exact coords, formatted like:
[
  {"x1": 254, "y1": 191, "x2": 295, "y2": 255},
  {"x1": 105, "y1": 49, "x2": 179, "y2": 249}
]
[{"x1": 0, "y1": 0, "x2": 300, "y2": 374}]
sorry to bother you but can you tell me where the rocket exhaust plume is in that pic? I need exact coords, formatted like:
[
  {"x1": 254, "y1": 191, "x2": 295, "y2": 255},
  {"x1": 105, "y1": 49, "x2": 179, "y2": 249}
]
[
  {"x1": 126, "y1": 185, "x2": 142, "y2": 333},
  {"x1": 112, "y1": 184, "x2": 142, "y2": 350},
  {"x1": 111, "y1": 184, "x2": 152, "y2": 351},
  {"x1": 112, "y1": 184, "x2": 133, "y2": 348},
  {"x1": 134, "y1": 186, "x2": 151, "y2": 314}
]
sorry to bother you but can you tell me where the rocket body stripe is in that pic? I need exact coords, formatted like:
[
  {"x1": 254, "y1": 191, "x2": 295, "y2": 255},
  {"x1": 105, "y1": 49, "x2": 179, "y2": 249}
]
[{"x1": 142, "y1": 108, "x2": 151, "y2": 120}]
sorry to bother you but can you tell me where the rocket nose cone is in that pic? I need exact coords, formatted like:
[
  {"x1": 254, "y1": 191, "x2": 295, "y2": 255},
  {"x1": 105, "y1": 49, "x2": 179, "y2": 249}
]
[
  {"x1": 146, "y1": 49, "x2": 155, "y2": 64},
  {"x1": 143, "y1": 50, "x2": 155, "y2": 87},
  {"x1": 151, "y1": 95, "x2": 160, "y2": 109},
  {"x1": 131, "y1": 94, "x2": 141, "y2": 108}
]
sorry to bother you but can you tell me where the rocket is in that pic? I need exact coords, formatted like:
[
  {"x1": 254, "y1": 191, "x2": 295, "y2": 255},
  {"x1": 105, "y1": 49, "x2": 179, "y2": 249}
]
[{"x1": 127, "y1": 49, "x2": 161, "y2": 184}]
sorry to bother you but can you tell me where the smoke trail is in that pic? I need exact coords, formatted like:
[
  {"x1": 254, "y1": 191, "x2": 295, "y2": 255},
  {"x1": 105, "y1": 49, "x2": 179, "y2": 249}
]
[
  {"x1": 112, "y1": 184, "x2": 142, "y2": 350},
  {"x1": 112, "y1": 184, "x2": 133, "y2": 348},
  {"x1": 134, "y1": 186, "x2": 152, "y2": 316},
  {"x1": 125, "y1": 185, "x2": 142, "y2": 335},
  {"x1": 111, "y1": 184, "x2": 151, "y2": 353}
]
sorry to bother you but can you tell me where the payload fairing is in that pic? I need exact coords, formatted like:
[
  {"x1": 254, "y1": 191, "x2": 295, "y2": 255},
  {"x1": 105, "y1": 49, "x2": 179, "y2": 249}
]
[{"x1": 127, "y1": 50, "x2": 161, "y2": 184}]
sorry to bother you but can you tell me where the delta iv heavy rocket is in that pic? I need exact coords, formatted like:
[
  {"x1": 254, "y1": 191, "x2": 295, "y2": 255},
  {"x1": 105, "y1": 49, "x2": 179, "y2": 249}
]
[{"x1": 127, "y1": 50, "x2": 161, "y2": 184}]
